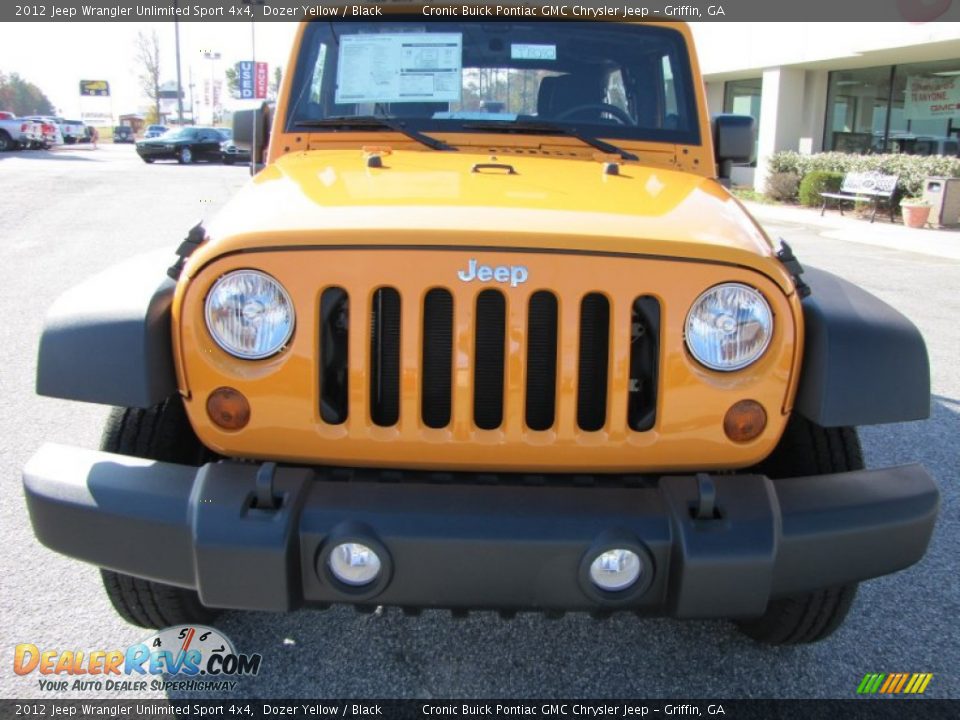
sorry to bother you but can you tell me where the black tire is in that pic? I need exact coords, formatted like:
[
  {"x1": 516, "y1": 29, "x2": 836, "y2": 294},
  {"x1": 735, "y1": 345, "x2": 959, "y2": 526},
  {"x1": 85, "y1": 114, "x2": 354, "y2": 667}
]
[
  {"x1": 99, "y1": 398, "x2": 219, "y2": 628},
  {"x1": 0, "y1": 131, "x2": 12, "y2": 152},
  {"x1": 735, "y1": 415, "x2": 864, "y2": 644},
  {"x1": 101, "y1": 569, "x2": 219, "y2": 629},
  {"x1": 222, "y1": 155, "x2": 233, "y2": 165},
  {"x1": 141, "y1": 157, "x2": 154, "y2": 164}
]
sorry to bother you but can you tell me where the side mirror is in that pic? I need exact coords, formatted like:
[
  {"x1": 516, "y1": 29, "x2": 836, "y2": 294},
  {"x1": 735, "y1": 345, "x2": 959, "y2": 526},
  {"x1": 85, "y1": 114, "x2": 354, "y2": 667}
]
[
  {"x1": 712, "y1": 114, "x2": 755, "y2": 183},
  {"x1": 233, "y1": 102, "x2": 271, "y2": 174}
]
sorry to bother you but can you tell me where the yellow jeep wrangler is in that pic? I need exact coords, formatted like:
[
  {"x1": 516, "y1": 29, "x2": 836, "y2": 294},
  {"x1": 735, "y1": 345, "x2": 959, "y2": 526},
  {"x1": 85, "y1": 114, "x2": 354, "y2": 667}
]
[{"x1": 24, "y1": 18, "x2": 938, "y2": 644}]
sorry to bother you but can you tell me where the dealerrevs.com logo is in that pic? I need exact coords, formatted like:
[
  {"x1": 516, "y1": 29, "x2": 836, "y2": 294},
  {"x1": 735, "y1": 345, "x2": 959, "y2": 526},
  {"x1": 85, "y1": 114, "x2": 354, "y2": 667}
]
[{"x1": 14, "y1": 625, "x2": 262, "y2": 693}]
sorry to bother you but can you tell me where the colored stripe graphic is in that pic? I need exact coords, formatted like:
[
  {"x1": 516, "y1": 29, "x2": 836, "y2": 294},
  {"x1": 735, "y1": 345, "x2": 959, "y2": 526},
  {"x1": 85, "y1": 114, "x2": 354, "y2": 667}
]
[{"x1": 858, "y1": 673, "x2": 933, "y2": 694}]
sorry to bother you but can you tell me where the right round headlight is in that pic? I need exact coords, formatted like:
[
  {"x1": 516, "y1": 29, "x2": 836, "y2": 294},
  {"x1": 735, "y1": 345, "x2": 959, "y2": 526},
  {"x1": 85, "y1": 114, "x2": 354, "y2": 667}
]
[
  {"x1": 205, "y1": 270, "x2": 295, "y2": 359},
  {"x1": 685, "y1": 283, "x2": 773, "y2": 371}
]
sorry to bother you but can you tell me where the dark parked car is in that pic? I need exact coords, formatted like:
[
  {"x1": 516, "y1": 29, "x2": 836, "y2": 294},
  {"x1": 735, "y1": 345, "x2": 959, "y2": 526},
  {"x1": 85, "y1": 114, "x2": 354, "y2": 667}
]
[
  {"x1": 135, "y1": 127, "x2": 225, "y2": 164},
  {"x1": 113, "y1": 126, "x2": 135, "y2": 143}
]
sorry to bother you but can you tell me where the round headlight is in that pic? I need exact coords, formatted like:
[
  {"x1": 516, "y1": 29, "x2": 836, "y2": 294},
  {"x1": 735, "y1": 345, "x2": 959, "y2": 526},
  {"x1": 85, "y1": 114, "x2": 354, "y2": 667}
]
[
  {"x1": 685, "y1": 283, "x2": 772, "y2": 371},
  {"x1": 205, "y1": 270, "x2": 294, "y2": 359}
]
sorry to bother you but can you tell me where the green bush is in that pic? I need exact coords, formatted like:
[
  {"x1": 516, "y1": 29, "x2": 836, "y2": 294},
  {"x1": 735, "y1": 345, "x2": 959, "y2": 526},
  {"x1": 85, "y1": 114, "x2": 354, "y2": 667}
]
[
  {"x1": 798, "y1": 171, "x2": 844, "y2": 207},
  {"x1": 768, "y1": 151, "x2": 960, "y2": 197}
]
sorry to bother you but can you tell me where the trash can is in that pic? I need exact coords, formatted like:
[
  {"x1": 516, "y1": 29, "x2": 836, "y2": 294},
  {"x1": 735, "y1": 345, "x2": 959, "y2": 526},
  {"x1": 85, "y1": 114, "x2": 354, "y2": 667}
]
[{"x1": 922, "y1": 177, "x2": 960, "y2": 228}]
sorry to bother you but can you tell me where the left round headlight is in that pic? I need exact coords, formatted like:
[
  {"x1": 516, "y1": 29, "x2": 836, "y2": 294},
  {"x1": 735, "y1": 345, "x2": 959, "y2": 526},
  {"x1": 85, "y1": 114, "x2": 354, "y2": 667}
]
[
  {"x1": 205, "y1": 270, "x2": 294, "y2": 359},
  {"x1": 685, "y1": 283, "x2": 772, "y2": 371}
]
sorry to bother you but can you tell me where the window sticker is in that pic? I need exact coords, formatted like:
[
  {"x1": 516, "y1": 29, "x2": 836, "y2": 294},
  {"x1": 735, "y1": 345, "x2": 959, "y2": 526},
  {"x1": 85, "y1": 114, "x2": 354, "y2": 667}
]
[
  {"x1": 511, "y1": 44, "x2": 557, "y2": 61},
  {"x1": 335, "y1": 33, "x2": 463, "y2": 104}
]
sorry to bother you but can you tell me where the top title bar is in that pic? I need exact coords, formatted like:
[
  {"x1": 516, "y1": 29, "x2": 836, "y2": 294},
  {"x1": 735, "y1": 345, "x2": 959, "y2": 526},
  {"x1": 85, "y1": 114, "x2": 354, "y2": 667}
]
[{"x1": 6, "y1": 0, "x2": 960, "y2": 23}]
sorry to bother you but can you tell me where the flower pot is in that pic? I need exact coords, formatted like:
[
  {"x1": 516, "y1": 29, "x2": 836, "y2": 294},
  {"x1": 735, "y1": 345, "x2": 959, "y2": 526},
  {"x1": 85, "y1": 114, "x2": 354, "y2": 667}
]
[{"x1": 902, "y1": 204, "x2": 931, "y2": 229}]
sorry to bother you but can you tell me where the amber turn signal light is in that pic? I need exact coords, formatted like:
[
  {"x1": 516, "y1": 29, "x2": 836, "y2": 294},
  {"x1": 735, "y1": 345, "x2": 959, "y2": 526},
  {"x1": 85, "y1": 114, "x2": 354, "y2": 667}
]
[
  {"x1": 723, "y1": 400, "x2": 767, "y2": 443},
  {"x1": 207, "y1": 387, "x2": 251, "y2": 430}
]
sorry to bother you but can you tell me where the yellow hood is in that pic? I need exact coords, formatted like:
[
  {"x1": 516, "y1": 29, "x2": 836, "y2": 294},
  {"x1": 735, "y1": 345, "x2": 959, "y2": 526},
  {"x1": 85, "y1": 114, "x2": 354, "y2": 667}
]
[{"x1": 197, "y1": 149, "x2": 791, "y2": 291}]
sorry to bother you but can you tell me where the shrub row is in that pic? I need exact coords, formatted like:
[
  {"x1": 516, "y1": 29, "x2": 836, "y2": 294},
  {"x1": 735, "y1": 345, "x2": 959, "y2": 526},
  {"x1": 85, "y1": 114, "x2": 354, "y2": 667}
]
[{"x1": 766, "y1": 151, "x2": 960, "y2": 199}]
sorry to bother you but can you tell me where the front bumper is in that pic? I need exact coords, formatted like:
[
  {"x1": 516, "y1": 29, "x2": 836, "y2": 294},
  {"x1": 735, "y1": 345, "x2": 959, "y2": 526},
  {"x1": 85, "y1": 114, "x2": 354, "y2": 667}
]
[{"x1": 22, "y1": 444, "x2": 938, "y2": 617}]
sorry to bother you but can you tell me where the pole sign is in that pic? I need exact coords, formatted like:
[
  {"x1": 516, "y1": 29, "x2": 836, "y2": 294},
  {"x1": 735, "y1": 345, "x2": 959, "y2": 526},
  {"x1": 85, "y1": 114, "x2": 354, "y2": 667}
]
[
  {"x1": 80, "y1": 80, "x2": 110, "y2": 97},
  {"x1": 255, "y1": 62, "x2": 269, "y2": 99},
  {"x1": 237, "y1": 61, "x2": 255, "y2": 99}
]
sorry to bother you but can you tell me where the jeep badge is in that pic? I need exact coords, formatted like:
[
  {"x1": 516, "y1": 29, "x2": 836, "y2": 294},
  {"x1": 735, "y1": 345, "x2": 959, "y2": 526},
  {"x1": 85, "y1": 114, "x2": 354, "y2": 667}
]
[{"x1": 457, "y1": 259, "x2": 529, "y2": 287}]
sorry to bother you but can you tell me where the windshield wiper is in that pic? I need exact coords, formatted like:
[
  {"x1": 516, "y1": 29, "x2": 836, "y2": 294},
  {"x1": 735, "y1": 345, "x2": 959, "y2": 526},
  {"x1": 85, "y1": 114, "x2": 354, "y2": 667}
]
[
  {"x1": 461, "y1": 120, "x2": 638, "y2": 161},
  {"x1": 293, "y1": 116, "x2": 455, "y2": 152}
]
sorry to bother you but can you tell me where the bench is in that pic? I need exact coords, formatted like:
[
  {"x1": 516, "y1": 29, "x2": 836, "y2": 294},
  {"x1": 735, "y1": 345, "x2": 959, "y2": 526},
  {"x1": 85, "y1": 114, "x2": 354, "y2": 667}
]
[{"x1": 820, "y1": 171, "x2": 899, "y2": 223}]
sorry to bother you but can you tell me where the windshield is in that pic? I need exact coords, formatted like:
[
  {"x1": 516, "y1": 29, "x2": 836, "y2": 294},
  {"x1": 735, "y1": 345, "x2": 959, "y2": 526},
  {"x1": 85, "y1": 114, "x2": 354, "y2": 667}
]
[
  {"x1": 287, "y1": 20, "x2": 700, "y2": 146},
  {"x1": 162, "y1": 128, "x2": 195, "y2": 140}
]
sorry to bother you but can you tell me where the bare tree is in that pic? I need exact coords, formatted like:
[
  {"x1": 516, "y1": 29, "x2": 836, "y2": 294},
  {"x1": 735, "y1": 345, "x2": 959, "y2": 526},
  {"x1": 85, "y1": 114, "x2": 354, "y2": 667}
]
[{"x1": 134, "y1": 30, "x2": 161, "y2": 123}]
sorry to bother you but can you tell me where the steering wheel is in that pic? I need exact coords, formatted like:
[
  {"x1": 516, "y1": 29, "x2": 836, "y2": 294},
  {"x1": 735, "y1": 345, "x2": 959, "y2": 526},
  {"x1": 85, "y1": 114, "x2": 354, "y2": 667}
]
[{"x1": 553, "y1": 103, "x2": 632, "y2": 125}]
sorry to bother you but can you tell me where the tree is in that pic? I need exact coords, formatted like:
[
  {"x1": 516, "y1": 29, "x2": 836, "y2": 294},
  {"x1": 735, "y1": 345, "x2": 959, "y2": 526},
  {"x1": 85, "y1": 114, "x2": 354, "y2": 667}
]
[
  {"x1": 269, "y1": 67, "x2": 282, "y2": 101},
  {"x1": 224, "y1": 65, "x2": 241, "y2": 100},
  {"x1": 0, "y1": 71, "x2": 55, "y2": 115},
  {"x1": 134, "y1": 30, "x2": 161, "y2": 123}
]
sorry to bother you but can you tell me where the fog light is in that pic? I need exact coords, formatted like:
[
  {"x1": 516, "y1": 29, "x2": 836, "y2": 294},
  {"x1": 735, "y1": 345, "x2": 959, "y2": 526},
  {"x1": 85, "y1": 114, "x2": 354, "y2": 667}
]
[
  {"x1": 723, "y1": 399, "x2": 767, "y2": 443},
  {"x1": 328, "y1": 542, "x2": 382, "y2": 587},
  {"x1": 206, "y1": 387, "x2": 250, "y2": 430},
  {"x1": 589, "y1": 549, "x2": 642, "y2": 592}
]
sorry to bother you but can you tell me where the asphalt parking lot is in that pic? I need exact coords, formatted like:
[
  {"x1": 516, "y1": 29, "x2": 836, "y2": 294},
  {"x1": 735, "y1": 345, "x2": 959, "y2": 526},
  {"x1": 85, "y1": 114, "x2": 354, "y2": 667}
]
[{"x1": 0, "y1": 143, "x2": 956, "y2": 700}]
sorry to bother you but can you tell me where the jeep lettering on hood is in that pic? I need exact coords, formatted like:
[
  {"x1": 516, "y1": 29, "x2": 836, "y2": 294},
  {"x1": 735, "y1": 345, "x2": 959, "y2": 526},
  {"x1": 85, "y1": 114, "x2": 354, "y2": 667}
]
[{"x1": 457, "y1": 259, "x2": 528, "y2": 287}]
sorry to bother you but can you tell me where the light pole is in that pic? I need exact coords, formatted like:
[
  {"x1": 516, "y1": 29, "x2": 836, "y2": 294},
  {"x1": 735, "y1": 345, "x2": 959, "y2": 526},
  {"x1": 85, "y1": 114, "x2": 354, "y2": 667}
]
[{"x1": 203, "y1": 51, "x2": 221, "y2": 124}]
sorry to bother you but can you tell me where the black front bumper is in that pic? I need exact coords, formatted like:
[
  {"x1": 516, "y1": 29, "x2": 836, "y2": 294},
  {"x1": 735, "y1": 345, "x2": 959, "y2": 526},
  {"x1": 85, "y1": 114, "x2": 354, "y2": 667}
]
[{"x1": 22, "y1": 444, "x2": 938, "y2": 617}]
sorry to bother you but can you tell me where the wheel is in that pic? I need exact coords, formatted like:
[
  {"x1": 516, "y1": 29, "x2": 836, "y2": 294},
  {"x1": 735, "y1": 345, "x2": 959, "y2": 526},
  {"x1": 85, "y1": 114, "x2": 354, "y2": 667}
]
[
  {"x1": 98, "y1": 398, "x2": 219, "y2": 628},
  {"x1": 222, "y1": 155, "x2": 233, "y2": 165},
  {"x1": 735, "y1": 415, "x2": 864, "y2": 644},
  {"x1": 0, "y1": 131, "x2": 11, "y2": 151},
  {"x1": 141, "y1": 157, "x2": 154, "y2": 164},
  {"x1": 178, "y1": 146, "x2": 193, "y2": 164}
]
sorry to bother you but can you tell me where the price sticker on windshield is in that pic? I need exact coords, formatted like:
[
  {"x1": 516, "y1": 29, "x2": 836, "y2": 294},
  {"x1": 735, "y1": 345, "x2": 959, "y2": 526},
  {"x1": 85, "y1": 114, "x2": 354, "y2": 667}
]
[{"x1": 511, "y1": 44, "x2": 557, "y2": 61}]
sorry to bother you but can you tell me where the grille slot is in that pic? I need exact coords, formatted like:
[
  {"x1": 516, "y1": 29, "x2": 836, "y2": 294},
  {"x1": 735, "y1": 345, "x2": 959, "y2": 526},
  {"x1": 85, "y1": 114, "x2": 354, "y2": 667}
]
[
  {"x1": 473, "y1": 289, "x2": 506, "y2": 430},
  {"x1": 370, "y1": 287, "x2": 401, "y2": 427},
  {"x1": 319, "y1": 287, "x2": 349, "y2": 424},
  {"x1": 629, "y1": 296, "x2": 660, "y2": 432},
  {"x1": 577, "y1": 293, "x2": 610, "y2": 432},
  {"x1": 525, "y1": 291, "x2": 558, "y2": 431},
  {"x1": 421, "y1": 289, "x2": 453, "y2": 429}
]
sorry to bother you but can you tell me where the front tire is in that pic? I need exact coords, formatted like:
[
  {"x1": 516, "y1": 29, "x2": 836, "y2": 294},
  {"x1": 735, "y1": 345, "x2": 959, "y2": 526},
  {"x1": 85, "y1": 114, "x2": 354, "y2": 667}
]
[
  {"x1": 734, "y1": 415, "x2": 864, "y2": 644},
  {"x1": 99, "y1": 398, "x2": 218, "y2": 628},
  {"x1": 178, "y1": 146, "x2": 192, "y2": 164},
  {"x1": 0, "y1": 131, "x2": 12, "y2": 152}
]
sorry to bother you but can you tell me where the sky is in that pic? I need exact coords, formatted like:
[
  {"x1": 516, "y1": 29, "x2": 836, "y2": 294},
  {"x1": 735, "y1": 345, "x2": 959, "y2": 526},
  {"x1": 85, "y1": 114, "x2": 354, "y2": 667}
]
[{"x1": 0, "y1": 22, "x2": 300, "y2": 120}]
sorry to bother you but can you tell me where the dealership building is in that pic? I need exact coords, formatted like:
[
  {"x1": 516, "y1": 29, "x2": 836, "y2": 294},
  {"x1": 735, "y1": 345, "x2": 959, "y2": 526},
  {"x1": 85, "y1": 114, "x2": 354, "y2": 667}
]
[{"x1": 691, "y1": 23, "x2": 960, "y2": 189}]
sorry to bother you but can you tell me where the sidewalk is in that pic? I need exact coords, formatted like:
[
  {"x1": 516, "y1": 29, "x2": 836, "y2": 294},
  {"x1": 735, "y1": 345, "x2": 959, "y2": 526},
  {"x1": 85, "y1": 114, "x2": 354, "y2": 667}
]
[{"x1": 742, "y1": 200, "x2": 960, "y2": 262}]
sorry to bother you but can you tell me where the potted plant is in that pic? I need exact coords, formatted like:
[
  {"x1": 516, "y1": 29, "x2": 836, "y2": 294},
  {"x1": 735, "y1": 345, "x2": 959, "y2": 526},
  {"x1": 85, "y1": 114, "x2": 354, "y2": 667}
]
[{"x1": 901, "y1": 197, "x2": 932, "y2": 228}]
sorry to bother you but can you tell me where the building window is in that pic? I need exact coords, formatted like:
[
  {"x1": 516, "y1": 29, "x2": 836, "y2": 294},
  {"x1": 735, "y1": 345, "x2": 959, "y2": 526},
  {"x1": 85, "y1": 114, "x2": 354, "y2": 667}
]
[
  {"x1": 723, "y1": 78, "x2": 761, "y2": 164},
  {"x1": 825, "y1": 60, "x2": 960, "y2": 156}
]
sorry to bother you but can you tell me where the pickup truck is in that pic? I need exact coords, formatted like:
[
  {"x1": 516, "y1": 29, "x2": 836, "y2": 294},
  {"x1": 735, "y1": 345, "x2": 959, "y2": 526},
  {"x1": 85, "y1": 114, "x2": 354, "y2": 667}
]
[
  {"x1": 23, "y1": 17, "x2": 938, "y2": 645},
  {"x1": 58, "y1": 118, "x2": 86, "y2": 144},
  {"x1": 0, "y1": 114, "x2": 41, "y2": 150}
]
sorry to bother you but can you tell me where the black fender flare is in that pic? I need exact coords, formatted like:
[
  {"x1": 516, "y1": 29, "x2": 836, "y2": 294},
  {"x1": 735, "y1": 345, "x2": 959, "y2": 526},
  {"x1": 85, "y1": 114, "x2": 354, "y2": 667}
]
[
  {"x1": 36, "y1": 250, "x2": 178, "y2": 408},
  {"x1": 795, "y1": 267, "x2": 930, "y2": 427}
]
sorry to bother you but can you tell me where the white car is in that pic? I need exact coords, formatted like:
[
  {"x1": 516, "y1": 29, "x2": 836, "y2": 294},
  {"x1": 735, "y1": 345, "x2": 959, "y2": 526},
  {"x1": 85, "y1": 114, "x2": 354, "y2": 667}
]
[{"x1": 58, "y1": 119, "x2": 86, "y2": 144}]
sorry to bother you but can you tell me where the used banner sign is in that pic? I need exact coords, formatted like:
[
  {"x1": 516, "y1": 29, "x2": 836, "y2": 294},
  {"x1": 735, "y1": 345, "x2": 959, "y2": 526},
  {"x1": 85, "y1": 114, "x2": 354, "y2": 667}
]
[
  {"x1": 238, "y1": 61, "x2": 269, "y2": 99},
  {"x1": 905, "y1": 75, "x2": 960, "y2": 119}
]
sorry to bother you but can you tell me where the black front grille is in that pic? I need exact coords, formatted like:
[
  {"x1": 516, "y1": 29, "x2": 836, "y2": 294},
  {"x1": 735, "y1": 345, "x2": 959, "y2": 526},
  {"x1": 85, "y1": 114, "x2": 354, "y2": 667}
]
[
  {"x1": 421, "y1": 289, "x2": 453, "y2": 429},
  {"x1": 370, "y1": 288, "x2": 401, "y2": 427},
  {"x1": 525, "y1": 291, "x2": 558, "y2": 431},
  {"x1": 576, "y1": 293, "x2": 610, "y2": 432},
  {"x1": 318, "y1": 286, "x2": 659, "y2": 434},
  {"x1": 473, "y1": 290, "x2": 506, "y2": 430}
]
